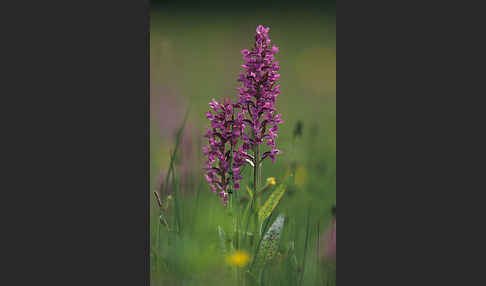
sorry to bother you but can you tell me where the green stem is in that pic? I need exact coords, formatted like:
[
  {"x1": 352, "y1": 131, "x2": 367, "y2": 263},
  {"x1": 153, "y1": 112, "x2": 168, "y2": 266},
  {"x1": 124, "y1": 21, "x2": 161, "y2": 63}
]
[{"x1": 253, "y1": 143, "x2": 261, "y2": 206}]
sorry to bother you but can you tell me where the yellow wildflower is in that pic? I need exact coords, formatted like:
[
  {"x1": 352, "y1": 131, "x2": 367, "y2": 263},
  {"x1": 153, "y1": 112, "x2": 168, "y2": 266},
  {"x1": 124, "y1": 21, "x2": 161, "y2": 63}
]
[
  {"x1": 260, "y1": 177, "x2": 277, "y2": 194},
  {"x1": 226, "y1": 250, "x2": 250, "y2": 267}
]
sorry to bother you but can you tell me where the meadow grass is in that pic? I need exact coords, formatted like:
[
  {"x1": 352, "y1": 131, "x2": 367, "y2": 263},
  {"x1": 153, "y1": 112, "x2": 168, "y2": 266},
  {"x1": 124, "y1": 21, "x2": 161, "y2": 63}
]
[
  {"x1": 150, "y1": 10, "x2": 335, "y2": 285},
  {"x1": 150, "y1": 113, "x2": 336, "y2": 285}
]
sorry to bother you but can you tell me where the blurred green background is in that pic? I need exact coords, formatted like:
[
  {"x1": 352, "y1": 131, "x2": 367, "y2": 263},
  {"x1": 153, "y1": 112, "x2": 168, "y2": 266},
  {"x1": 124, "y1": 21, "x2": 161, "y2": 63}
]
[{"x1": 150, "y1": 3, "x2": 336, "y2": 285}]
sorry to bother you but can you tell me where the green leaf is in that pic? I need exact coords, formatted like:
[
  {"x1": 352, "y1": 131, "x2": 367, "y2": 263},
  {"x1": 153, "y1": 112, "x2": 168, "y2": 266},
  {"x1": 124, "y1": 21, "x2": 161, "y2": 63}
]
[
  {"x1": 258, "y1": 183, "x2": 287, "y2": 221},
  {"x1": 254, "y1": 214, "x2": 285, "y2": 268}
]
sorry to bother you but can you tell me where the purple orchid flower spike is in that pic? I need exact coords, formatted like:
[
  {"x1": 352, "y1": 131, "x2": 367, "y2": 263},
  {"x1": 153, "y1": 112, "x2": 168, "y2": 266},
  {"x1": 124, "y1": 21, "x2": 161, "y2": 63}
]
[
  {"x1": 203, "y1": 25, "x2": 283, "y2": 205},
  {"x1": 236, "y1": 25, "x2": 283, "y2": 164},
  {"x1": 203, "y1": 97, "x2": 248, "y2": 205}
]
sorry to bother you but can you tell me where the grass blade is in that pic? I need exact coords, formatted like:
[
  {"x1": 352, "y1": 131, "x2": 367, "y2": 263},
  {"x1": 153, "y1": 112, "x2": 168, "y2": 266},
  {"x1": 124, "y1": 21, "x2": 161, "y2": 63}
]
[
  {"x1": 164, "y1": 107, "x2": 190, "y2": 234},
  {"x1": 217, "y1": 225, "x2": 227, "y2": 255},
  {"x1": 299, "y1": 209, "x2": 311, "y2": 286},
  {"x1": 163, "y1": 107, "x2": 190, "y2": 197}
]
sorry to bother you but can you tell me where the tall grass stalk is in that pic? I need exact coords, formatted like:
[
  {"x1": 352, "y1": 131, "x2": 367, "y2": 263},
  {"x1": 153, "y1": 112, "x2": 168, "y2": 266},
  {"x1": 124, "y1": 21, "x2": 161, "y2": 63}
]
[
  {"x1": 164, "y1": 107, "x2": 190, "y2": 234},
  {"x1": 299, "y1": 209, "x2": 311, "y2": 286}
]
